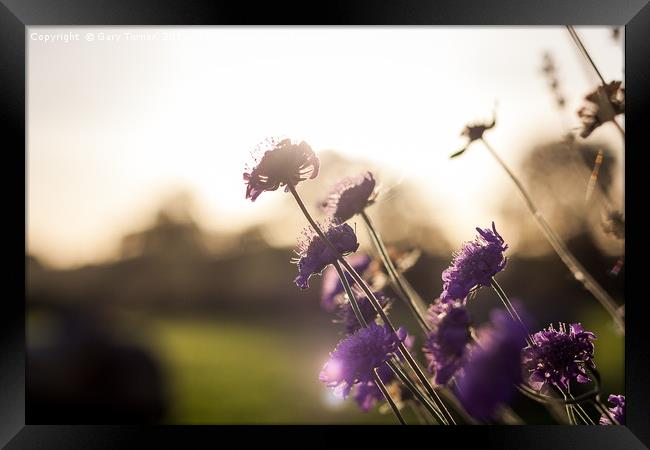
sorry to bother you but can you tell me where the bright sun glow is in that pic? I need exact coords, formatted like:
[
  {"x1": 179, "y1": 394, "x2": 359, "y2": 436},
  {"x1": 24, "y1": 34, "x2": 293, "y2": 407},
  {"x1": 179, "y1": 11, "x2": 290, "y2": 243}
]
[{"x1": 27, "y1": 27, "x2": 623, "y2": 268}]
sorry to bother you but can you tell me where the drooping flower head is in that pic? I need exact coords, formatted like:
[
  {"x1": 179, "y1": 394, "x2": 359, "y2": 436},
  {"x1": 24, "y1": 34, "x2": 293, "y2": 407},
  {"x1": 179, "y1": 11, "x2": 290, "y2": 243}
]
[
  {"x1": 423, "y1": 298, "x2": 472, "y2": 385},
  {"x1": 352, "y1": 335, "x2": 414, "y2": 412},
  {"x1": 320, "y1": 253, "x2": 372, "y2": 312},
  {"x1": 321, "y1": 171, "x2": 377, "y2": 223},
  {"x1": 334, "y1": 288, "x2": 391, "y2": 335},
  {"x1": 577, "y1": 81, "x2": 625, "y2": 138},
  {"x1": 522, "y1": 323, "x2": 596, "y2": 392},
  {"x1": 243, "y1": 137, "x2": 320, "y2": 201},
  {"x1": 599, "y1": 394, "x2": 625, "y2": 425},
  {"x1": 450, "y1": 112, "x2": 496, "y2": 158},
  {"x1": 319, "y1": 322, "x2": 407, "y2": 398},
  {"x1": 441, "y1": 222, "x2": 508, "y2": 302},
  {"x1": 455, "y1": 308, "x2": 527, "y2": 420},
  {"x1": 293, "y1": 222, "x2": 359, "y2": 290}
]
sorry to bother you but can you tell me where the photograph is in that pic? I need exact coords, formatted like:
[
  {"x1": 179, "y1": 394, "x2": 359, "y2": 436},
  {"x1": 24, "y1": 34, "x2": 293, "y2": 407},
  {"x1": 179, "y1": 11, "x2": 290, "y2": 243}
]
[{"x1": 24, "y1": 25, "x2": 628, "y2": 427}]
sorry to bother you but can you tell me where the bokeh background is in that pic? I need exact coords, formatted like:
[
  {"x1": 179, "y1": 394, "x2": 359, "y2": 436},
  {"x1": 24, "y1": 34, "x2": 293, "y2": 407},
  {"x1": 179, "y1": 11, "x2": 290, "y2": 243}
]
[{"x1": 26, "y1": 26, "x2": 624, "y2": 424}]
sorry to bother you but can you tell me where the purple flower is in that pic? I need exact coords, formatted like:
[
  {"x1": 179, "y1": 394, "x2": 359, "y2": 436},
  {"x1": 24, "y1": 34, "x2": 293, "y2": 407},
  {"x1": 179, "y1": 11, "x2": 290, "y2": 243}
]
[
  {"x1": 599, "y1": 394, "x2": 625, "y2": 425},
  {"x1": 335, "y1": 289, "x2": 391, "y2": 334},
  {"x1": 319, "y1": 322, "x2": 407, "y2": 398},
  {"x1": 351, "y1": 335, "x2": 414, "y2": 412},
  {"x1": 293, "y1": 222, "x2": 359, "y2": 290},
  {"x1": 456, "y1": 309, "x2": 526, "y2": 420},
  {"x1": 243, "y1": 137, "x2": 320, "y2": 201},
  {"x1": 522, "y1": 323, "x2": 596, "y2": 393},
  {"x1": 321, "y1": 171, "x2": 377, "y2": 223},
  {"x1": 320, "y1": 253, "x2": 372, "y2": 312},
  {"x1": 441, "y1": 222, "x2": 508, "y2": 302},
  {"x1": 423, "y1": 299, "x2": 472, "y2": 385}
]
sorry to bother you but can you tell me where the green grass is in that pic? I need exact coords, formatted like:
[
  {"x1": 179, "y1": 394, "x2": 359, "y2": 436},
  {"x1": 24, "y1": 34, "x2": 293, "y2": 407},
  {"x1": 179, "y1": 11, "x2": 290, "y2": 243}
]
[{"x1": 146, "y1": 317, "x2": 416, "y2": 424}]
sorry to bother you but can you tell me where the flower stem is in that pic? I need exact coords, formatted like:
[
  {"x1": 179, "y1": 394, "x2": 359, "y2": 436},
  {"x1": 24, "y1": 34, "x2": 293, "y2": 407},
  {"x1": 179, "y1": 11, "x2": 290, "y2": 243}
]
[
  {"x1": 592, "y1": 398, "x2": 619, "y2": 425},
  {"x1": 481, "y1": 138, "x2": 624, "y2": 333},
  {"x1": 288, "y1": 183, "x2": 455, "y2": 425},
  {"x1": 489, "y1": 278, "x2": 533, "y2": 345},
  {"x1": 360, "y1": 211, "x2": 430, "y2": 332},
  {"x1": 372, "y1": 369, "x2": 407, "y2": 425},
  {"x1": 387, "y1": 360, "x2": 446, "y2": 424}
]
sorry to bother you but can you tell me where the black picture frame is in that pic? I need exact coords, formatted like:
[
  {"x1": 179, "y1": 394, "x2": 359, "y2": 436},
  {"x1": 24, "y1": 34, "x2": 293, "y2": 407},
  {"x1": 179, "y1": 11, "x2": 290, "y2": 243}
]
[{"x1": 3, "y1": 1, "x2": 649, "y2": 448}]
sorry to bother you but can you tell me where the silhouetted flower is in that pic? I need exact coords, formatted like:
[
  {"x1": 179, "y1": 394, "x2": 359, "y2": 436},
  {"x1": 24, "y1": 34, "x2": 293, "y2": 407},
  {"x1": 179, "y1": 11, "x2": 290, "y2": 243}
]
[
  {"x1": 320, "y1": 253, "x2": 372, "y2": 312},
  {"x1": 456, "y1": 309, "x2": 526, "y2": 420},
  {"x1": 577, "y1": 81, "x2": 625, "y2": 138},
  {"x1": 243, "y1": 137, "x2": 320, "y2": 201},
  {"x1": 450, "y1": 113, "x2": 496, "y2": 158},
  {"x1": 441, "y1": 222, "x2": 508, "y2": 302},
  {"x1": 335, "y1": 288, "x2": 391, "y2": 334},
  {"x1": 423, "y1": 299, "x2": 472, "y2": 385},
  {"x1": 319, "y1": 323, "x2": 407, "y2": 398},
  {"x1": 522, "y1": 323, "x2": 596, "y2": 393},
  {"x1": 293, "y1": 222, "x2": 359, "y2": 289},
  {"x1": 599, "y1": 394, "x2": 625, "y2": 425},
  {"x1": 321, "y1": 171, "x2": 377, "y2": 223}
]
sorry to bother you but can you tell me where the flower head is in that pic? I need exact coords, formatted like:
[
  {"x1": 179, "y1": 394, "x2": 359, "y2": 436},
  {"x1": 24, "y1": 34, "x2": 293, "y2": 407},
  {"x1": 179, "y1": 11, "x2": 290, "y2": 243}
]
[
  {"x1": 423, "y1": 299, "x2": 472, "y2": 385},
  {"x1": 321, "y1": 171, "x2": 377, "y2": 223},
  {"x1": 577, "y1": 81, "x2": 625, "y2": 138},
  {"x1": 351, "y1": 335, "x2": 414, "y2": 412},
  {"x1": 293, "y1": 222, "x2": 359, "y2": 290},
  {"x1": 599, "y1": 394, "x2": 625, "y2": 425},
  {"x1": 243, "y1": 137, "x2": 320, "y2": 201},
  {"x1": 320, "y1": 253, "x2": 372, "y2": 312},
  {"x1": 522, "y1": 323, "x2": 596, "y2": 392},
  {"x1": 441, "y1": 222, "x2": 508, "y2": 302},
  {"x1": 319, "y1": 322, "x2": 406, "y2": 397},
  {"x1": 335, "y1": 289, "x2": 391, "y2": 334},
  {"x1": 450, "y1": 113, "x2": 496, "y2": 158},
  {"x1": 456, "y1": 309, "x2": 526, "y2": 420}
]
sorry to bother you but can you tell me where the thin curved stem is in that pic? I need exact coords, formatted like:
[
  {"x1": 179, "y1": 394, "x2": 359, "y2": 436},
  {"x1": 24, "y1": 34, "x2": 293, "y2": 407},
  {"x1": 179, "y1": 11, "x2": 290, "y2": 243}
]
[
  {"x1": 592, "y1": 398, "x2": 619, "y2": 425},
  {"x1": 481, "y1": 138, "x2": 624, "y2": 333},
  {"x1": 373, "y1": 369, "x2": 406, "y2": 425},
  {"x1": 566, "y1": 26, "x2": 607, "y2": 85},
  {"x1": 490, "y1": 278, "x2": 533, "y2": 345},
  {"x1": 287, "y1": 183, "x2": 455, "y2": 425},
  {"x1": 360, "y1": 211, "x2": 430, "y2": 332},
  {"x1": 387, "y1": 360, "x2": 445, "y2": 424}
]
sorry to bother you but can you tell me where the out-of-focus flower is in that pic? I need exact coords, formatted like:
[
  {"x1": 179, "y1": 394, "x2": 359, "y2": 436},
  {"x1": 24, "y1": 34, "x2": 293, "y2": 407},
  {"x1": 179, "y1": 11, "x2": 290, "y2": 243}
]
[
  {"x1": 441, "y1": 222, "x2": 508, "y2": 302},
  {"x1": 335, "y1": 288, "x2": 391, "y2": 335},
  {"x1": 319, "y1": 323, "x2": 407, "y2": 398},
  {"x1": 293, "y1": 222, "x2": 359, "y2": 290},
  {"x1": 522, "y1": 323, "x2": 596, "y2": 393},
  {"x1": 450, "y1": 113, "x2": 496, "y2": 158},
  {"x1": 243, "y1": 137, "x2": 320, "y2": 201},
  {"x1": 541, "y1": 52, "x2": 566, "y2": 109},
  {"x1": 321, "y1": 171, "x2": 377, "y2": 223},
  {"x1": 320, "y1": 253, "x2": 372, "y2": 312},
  {"x1": 577, "y1": 81, "x2": 625, "y2": 138},
  {"x1": 599, "y1": 394, "x2": 625, "y2": 425},
  {"x1": 423, "y1": 299, "x2": 472, "y2": 385},
  {"x1": 455, "y1": 309, "x2": 526, "y2": 420},
  {"x1": 602, "y1": 210, "x2": 625, "y2": 240}
]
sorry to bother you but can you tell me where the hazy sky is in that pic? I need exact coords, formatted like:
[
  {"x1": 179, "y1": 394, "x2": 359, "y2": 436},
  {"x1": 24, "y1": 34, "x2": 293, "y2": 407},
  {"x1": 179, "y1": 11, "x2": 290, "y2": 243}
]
[{"x1": 27, "y1": 27, "x2": 624, "y2": 268}]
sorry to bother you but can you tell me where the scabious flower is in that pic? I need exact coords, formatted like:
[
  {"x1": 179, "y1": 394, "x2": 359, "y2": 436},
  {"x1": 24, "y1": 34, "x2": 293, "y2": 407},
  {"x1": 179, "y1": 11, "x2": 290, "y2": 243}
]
[
  {"x1": 577, "y1": 81, "x2": 625, "y2": 138},
  {"x1": 455, "y1": 309, "x2": 527, "y2": 420},
  {"x1": 522, "y1": 323, "x2": 596, "y2": 392},
  {"x1": 293, "y1": 222, "x2": 359, "y2": 290},
  {"x1": 450, "y1": 113, "x2": 496, "y2": 158},
  {"x1": 351, "y1": 335, "x2": 414, "y2": 412},
  {"x1": 320, "y1": 253, "x2": 372, "y2": 312},
  {"x1": 243, "y1": 137, "x2": 320, "y2": 201},
  {"x1": 319, "y1": 322, "x2": 407, "y2": 398},
  {"x1": 335, "y1": 289, "x2": 391, "y2": 335},
  {"x1": 599, "y1": 394, "x2": 625, "y2": 425},
  {"x1": 441, "y1": 222, "x2": 508, "y2": 302},
  {"x1": 423, "y1": 299, "x2": 472, "y2": 385},
  {"x1": 321, "y1": 171, "x2": 377, "y2": 223}
]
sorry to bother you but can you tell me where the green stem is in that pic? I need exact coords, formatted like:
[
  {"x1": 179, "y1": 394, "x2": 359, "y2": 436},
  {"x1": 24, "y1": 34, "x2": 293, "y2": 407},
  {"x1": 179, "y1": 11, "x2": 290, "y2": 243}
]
[
  {"x1": 288, "y1": 183, "x2": 455, "y2": 425},
  {"x1": 360, "y1": 211, "x2": 430, "y2": 332},
  {"x1": 481, "y1": 138, "x2": 624, "y2": 334},
  {"x1": 387, "y1": 360, "x2": 446, "y2": 424}
]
